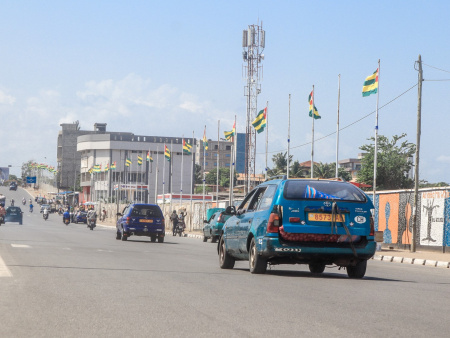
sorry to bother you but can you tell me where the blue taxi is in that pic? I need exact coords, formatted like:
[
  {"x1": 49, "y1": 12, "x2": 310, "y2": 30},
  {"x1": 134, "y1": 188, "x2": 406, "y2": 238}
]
[{"x1": 218, "y1": 178, "x2": 376, "y2": 278}]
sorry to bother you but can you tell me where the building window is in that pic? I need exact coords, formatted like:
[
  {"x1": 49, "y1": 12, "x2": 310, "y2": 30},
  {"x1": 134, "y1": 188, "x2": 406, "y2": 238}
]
[
  {"x1": 226, "y1": 145, "x2": 231, "y2": 150},
  {"x1": 225, "y1": 163, "x2": 230, "y2": 167},
  {"x1": 225, "y1": 154, "x2": 231, "y2": 157},
  {"x1": 205, "y1": 152, "x2": 209, "y2": 157},
  {"x1": 205, "y1": 162, "x2": 208, "y2": 166},
  {"x1": 214, "y1": 145, "x2": 218, "y2": 150},
  {"x1": 214, "y1": 162, "x2": 217, "y2": 166}
]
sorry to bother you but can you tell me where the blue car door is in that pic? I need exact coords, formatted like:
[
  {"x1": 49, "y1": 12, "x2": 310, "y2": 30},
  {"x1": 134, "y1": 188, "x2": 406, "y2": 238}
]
[{"x1": 236, "y1": 187, "x2": 268, "y2": 254}]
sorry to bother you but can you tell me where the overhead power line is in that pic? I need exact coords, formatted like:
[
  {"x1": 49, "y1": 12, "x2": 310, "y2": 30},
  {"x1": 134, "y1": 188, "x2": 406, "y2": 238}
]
[
  {"x1": 260, "y1": 83, "x2": 418, "y2": 155},
  {"x1": 422, "y1": 63, "x2": 450, "y2": 74}
]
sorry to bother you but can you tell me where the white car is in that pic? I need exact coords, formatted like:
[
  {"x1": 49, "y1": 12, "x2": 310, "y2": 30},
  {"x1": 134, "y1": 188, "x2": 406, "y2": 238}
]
[{"x1": 40, "y1": 204, "x2": 51, "y2": 213}]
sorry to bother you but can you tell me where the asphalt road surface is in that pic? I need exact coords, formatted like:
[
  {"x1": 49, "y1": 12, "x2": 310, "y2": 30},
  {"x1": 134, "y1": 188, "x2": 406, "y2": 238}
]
[{"x1": 1, "y1": 187, "x2": 449, "y2": 337}]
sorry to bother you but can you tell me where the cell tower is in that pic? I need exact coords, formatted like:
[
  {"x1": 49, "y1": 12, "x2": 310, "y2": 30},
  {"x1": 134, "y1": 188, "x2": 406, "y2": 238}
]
[{"x1": 242, "y1": 22, "x2": 265, "y2": 194}]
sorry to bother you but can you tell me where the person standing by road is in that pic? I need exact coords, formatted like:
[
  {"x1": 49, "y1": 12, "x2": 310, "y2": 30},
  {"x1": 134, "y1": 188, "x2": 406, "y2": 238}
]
[{"x1": 170, "y1": 210, "x2": 178, "y2": 236}]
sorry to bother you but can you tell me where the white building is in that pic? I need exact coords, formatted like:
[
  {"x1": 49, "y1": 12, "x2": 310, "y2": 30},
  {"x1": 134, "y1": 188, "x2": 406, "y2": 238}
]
[{"x1": 77, "y1": 132, "x2": 196, "y2": 204}]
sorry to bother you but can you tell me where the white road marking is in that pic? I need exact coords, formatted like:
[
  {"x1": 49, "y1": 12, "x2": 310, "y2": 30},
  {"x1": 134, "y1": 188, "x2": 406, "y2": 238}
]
[
  {"x1": 0, "y1": 256, "x2": 12, "y2": 277},
  {"x1": 97, "y1": 249, "x2": 113, "y2": 253},
  {"x1": 11, "y1": 244, "x2": 31, "y2": 248}
]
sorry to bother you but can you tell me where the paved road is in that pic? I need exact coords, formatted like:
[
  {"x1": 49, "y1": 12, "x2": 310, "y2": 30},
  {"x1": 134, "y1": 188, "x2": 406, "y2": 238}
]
[{"x1": 1, "y1": 187, "x2": 449, "y2": 337}]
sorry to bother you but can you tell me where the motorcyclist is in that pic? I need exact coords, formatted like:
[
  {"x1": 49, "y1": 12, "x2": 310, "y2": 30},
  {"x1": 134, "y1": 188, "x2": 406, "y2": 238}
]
[
  {"x1": 170, "y1": 210, "x2": 178, "y2": 236},
  {"x1": 86, "y1": 208, "x2": 97, "y2": 227},
  {"x1": 29, "y1": 203, "x2": 34, "y2": 212},
  {"x1": 11, "y1": 198, "x2": 14, "y2": 206},
  {"x1": 43, "y1": 207, "x2": 49, "y2": 219},
  {"x1": 63, "y1": 209, "x2": 70, "y2": 223},
  {"x1": 22, "y1": 197, "x2": 26, "y2": 205},
  {"x1": 0, "y1": 204, "x2": 6, "y2": 223}
]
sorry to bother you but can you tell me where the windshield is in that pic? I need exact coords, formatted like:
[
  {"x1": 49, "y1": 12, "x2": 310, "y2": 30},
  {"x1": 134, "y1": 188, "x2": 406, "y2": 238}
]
[
  {"x1": 283, "y1": 180, "x2": 367, "y2": 202},
  {"x1": 130, "y1": 205, "x2": 163, "y2": 218}
]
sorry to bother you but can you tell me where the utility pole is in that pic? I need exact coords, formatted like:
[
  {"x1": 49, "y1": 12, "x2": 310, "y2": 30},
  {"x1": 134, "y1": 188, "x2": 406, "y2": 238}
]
[{"x1": 412, "y1": 54, "x2": 423, "y2": 253}]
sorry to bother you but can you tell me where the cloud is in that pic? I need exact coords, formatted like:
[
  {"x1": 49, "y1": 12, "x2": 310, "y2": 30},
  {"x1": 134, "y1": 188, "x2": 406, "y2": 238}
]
[
  {"x1": 436, "y1": 155, "x2": 450, "y2": 164},
  {"x1": 0, "y1": 89, "x2": 16, "y2": 105}
]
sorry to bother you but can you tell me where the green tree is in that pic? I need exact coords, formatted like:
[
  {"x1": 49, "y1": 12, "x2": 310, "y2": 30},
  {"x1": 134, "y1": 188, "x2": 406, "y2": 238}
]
[
  {"x1": 357, "y1": 133, "x2": 416, "y2": 190},
  {"x1": 314, "y1": 162, "x2": 334, "y2": 179},
  {"x1": 267, "y1": 152, "x2": 293, "y2": 177},
  {"x1": 289, "y1": 160, "x2": 307, "y2": 178},
  {"x1": 194, "y1": 164, "x2": 202, "y2": 184},
  {"x1": 205, "y1": 167, "x2": 235, "y2": 187}
]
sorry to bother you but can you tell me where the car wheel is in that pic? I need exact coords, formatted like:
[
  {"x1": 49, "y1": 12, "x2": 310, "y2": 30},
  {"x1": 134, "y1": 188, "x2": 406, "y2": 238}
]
[
  {"x1": 151, "y1": 235, "x2": 156, "y2": 242},
  {"x1": 219, "y1": 237, "x2": 235, "y2": 269},
  {"x1": 121, "y1": 232, "x2": 128, "y2": 241},
  {"x1": 347, "y1": 260, "x2": 367, "y2": 279},
  {"x1": 211, "y1": 235, "x2": 217, "y2": 243},
  {"x1": 75, "y1": 219, "x2": 78, "y2": 224},
  {"x1": 116, "y1": 231, "x2": 121, "y2": 240},
  {"x1": 249, "y1": 238, "x2": 267, "y2": 274},
  {"x1": 309, "y1": 263, "x2": 326, "y2": 274},
  {"x1": 158, "y1": 236, "x2": 164, "y2": 243},
  {"x1": 202, "y1": 234, "x2": 207, "y2": 242}
]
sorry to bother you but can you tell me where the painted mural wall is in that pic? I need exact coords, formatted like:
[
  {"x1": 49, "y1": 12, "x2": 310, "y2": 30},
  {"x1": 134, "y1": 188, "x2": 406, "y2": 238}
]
[{"x1": 375, "y1": 188, "x2": 450, "y2": 248}]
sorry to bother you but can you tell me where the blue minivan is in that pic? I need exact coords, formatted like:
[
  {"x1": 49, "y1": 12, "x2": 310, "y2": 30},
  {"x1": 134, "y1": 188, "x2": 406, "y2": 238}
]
[
  {"x1": 219, "y1": 178, "x2": 376, "y2": 278},
  {"x1": 116, "y1": 203, "x2": 165, "y2": 243}
]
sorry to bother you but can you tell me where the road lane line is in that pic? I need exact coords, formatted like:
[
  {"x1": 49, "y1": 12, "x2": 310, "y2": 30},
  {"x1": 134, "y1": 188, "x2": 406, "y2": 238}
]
[
  {"x1": 0, "y1": 256, "x2": 12, "y2": 277},
  {"x1": 11, "y1": 244, "x2": 31, "y2": 248}
]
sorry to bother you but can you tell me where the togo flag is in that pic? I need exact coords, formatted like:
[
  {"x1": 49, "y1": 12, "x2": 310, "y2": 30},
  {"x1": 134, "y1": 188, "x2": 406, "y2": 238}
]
[{"x1": 252, "y1": 108, "x2": 267, "y2": 134}]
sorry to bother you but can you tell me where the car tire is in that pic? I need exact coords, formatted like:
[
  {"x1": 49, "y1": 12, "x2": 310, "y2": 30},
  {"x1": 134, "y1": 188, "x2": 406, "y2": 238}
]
[
  {"x1": 151, "y1": 235, "x2": 156, "y2": 242},
  {"x1": 121, "y1": 233, "x2": 128, "y2": 241},
  {"x1": 75, "y1": 219, "x2": 78, "y2": 224},
  {"x1": 309, "y1": 263, "x2": 326, "y2": 274},
  {"x1": 219, "y1": 237, "x2": 235, "y2": 269},
  {"x1": 158, "y1": 236, "x2": 164, "y2": 243},
  {"x1": 249, "y1": 238, "x2": 267, "y2": 274},
  {"x1": 347, "y1": 260, "x2": 367, "y2": 279},
  {"x1": 202, "y1": 234, "x2": 207, "y2": 242},
  {"x1": 116, "y1": 231, "x2": 121, "y2": 240},
  {"x1": 211, "y1": 235, "x2": 217, "y2": 243}
]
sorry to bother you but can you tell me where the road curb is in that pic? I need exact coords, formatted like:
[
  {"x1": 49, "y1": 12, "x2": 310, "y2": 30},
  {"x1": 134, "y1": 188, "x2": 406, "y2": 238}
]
[{"x1": 372, "y1": 255, "x2": 449, "y2": 269}]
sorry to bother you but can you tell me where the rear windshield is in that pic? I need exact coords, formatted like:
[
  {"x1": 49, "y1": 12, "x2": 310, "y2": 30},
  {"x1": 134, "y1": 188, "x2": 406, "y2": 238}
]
[
  {"x1": 7, "y1": 207, "x2": 21, "y2": 213},
  {"x1": 284, "y1": 180, "x2": 366, "y2": 202},
  {"x1": 131, "y1": 205, "x2": 163, "y2": 218}
]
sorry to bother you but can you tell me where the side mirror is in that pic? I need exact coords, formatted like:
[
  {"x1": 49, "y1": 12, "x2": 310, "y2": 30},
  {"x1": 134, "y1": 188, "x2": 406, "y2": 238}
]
[
  {"x1": 203, "y1": 219, "x2": 208, "y2": 223},
  {"x1": 225, "y1": 206, "x2": 236, "y2": 215},
  {"x1": 116, "y1": 212, "x2": 122, "y2": 216}
]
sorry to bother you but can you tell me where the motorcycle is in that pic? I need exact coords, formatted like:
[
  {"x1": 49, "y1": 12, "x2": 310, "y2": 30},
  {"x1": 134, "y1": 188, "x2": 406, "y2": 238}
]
[
  {"x1": 87, "y1": 217, "x2": 96, "y2": 230},
  {"x1": 0, "y1": 215, "x2": 4, "y2": 225},
  {"x1": 63, "y1": 217, "x2": 70, "y2": 225},
  {"x1": 43, "y1": 213, "x2": 48, "y2": 221},
  {"x1": 22, "y1": 199, "x2": 26, "y2": 205},
  {"x1": 174, "y1": 221, "x2": 185, "y2": 237}
]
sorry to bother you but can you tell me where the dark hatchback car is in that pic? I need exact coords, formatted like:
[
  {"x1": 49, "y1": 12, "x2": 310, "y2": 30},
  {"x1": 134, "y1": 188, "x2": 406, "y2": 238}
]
[
  {"x1": 203, "y1": 211, "x2": 233, "y2": 243},
  {"x1": 219, "y1": 178, "x2": 376, "y2": 278},
  {"x1": 5, "y1": 206, "x2": 23, "y2": 224},
  {"x1": 116, "y1": 203, "x2": 165, "y2": 243},
  {"x1": 9, "y1": 182, "x2": 17, "y2": 191}
]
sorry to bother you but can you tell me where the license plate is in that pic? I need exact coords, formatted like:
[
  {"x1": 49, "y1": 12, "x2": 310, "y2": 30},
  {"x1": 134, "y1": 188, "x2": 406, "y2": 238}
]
[
  {"x1": 143, "y1": 228, "x2": 149, "y2": 232},
  {"x1": 140, "y1": 219, "x2": 153, "y2": 223},
  {"x1": 308, "y1": 213, "x2": 345, "y2": 222}
]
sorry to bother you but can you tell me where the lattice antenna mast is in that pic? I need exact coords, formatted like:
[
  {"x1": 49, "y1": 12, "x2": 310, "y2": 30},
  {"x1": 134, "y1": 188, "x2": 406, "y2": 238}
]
[{"x1": 242, "y1": 23, "x2": 265, "y2": 194}]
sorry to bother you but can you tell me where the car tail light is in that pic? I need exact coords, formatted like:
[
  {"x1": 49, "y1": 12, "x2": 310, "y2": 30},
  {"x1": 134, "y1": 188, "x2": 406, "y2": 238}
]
[
  {"x1": 370, "y1": 216, "x2": 374, "y2": 236},
  {"x1": 217, "y1": 213, "x2": 224, "y2": 223},
  {"x1": 267, "y1": 206, "x2": 282, "y2": 233},
  {"x1": 126, "y1": 217, "x2": 131, "y2": 226}
]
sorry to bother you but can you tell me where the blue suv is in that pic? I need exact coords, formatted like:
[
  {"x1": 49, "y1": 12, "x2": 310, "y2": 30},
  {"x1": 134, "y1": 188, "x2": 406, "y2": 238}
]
[
  {"x1": 218, "y1": 178, "x2": 376, "y2": 278},
  {"x1": 116, "y1": 204, "x2": 165, "y2": 243}
]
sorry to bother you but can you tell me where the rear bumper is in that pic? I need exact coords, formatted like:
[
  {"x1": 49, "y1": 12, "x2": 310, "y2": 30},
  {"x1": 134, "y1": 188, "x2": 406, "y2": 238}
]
[
  {"x1": 123, "y1": 226, "x2": 165, "y2": 237},
  {"x1": 258, "y1": 235, "x2": 376, "y2": 265}
]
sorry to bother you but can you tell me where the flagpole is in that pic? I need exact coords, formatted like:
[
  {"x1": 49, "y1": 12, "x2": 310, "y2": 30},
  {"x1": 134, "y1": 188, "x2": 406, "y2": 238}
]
[
  {"x1": 181, "y1": 136, "x2": 184, "y2": 209},
  {"x1": 233, "y1": 116, "x2": 237, "y2": 205},
  {"x1": 190, "y1": 131, "x2": 194, "y2": 231},
  {"x1": 216, "y1": 120, "x2": 220, "y2": 204},
  {"x1": 287, "y1": 94, "x2": 291, "y2": 179},
  {"x1": 155, "y1": 146, "x2": 159, "y2": 205},
  {"x1": 203, "y1": 126, "x2": 206, "y2": 219},
  {"x1": 170, "y1": 140, "x2": 173, "y2": 213},
  {"x1": 162, "y1": 144, "x2": 166, "y2": 215},
  {"x1": 373, "y1": 59, "x2": 380, "y2": 199},
  {"x1": 336, "y1": 74, "x2": 341, "y2": 178},
  {"x1": 265, "y1": 101, "x2": 269, "y2": 180},
  {"x1": 147, "y1": 149, "x2": 151, "y2": 203},
  {"x1": 311, "y1": 85, "x2": 315, "y2": 178}
]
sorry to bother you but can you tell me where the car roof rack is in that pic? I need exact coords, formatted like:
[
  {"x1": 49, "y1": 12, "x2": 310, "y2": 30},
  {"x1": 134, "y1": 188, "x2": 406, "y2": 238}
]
[{"x1": 265, "y1": 175, "x2": 287, "y2": 182}]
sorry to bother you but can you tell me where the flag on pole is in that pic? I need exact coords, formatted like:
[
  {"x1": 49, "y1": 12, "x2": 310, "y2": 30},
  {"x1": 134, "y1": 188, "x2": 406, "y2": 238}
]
[
  {"x1": 146, "y1": 151, "x2": 153, "y2": 162},
  {"x1": 88, "y1": 167, "x2": 94, "y2": 174},
  {"x1": 111, "y1": 161, "x2": 116, "y2": 170},
  {"x1": 362, "y1": 69, "x2": 379, "y2": 97},
  {"x1": 252, "y1": 108, "x2": 267, "y2": 133},
  {"x1": 308, "y1": 91, "x2": 321, "y2": 119},
  {"x1": 105, "y1": 163, "x2": 109, "y2": 172},
  {"x1": 183, "y1": 139, "x2": 192, "y2": 154},
  {"x1": 137, "y1": 155, "x2": 143, "y2": 165},
  {"x1": 203, "y1": 127, "x2": 208, "y2": 150},
  {"x1": 93, "y1": 164, "x2": 101, "y2": 173},
  {"x1": 125, "y1": 158, "x2": 131, "y2": 167},
  {"x1": 164, "y1": 145, "x2": 171, "y2": 161},
  {"x1": 224, "y1": 121, "x2": 236, "y2": 140}
]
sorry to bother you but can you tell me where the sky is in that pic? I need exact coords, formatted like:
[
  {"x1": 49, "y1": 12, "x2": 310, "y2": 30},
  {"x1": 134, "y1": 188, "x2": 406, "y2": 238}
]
[{"x1": 1, "y1": 0, "x2": 450, "y2": 184}]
